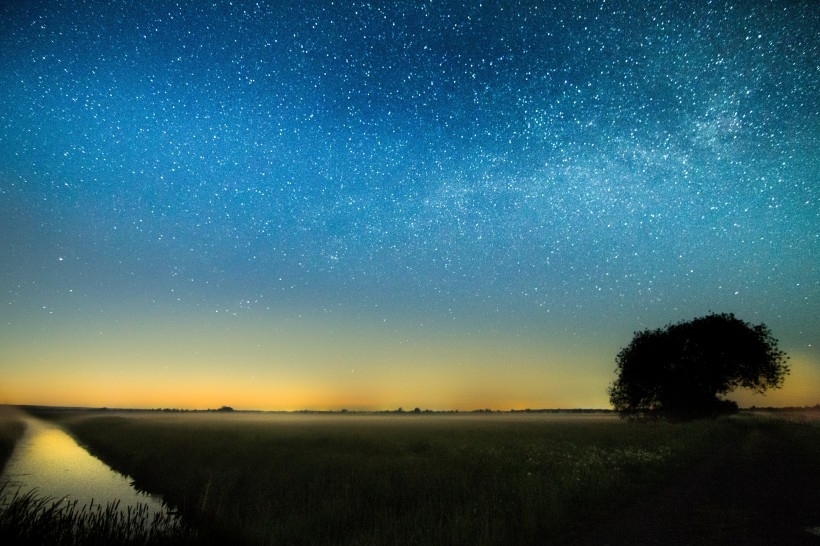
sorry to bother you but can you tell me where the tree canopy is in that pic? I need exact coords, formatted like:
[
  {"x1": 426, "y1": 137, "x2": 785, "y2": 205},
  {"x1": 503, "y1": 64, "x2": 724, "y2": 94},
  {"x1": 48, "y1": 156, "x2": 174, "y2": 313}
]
[{"x1": 608, "y1": 313, "x2": 789, "y2": 419}]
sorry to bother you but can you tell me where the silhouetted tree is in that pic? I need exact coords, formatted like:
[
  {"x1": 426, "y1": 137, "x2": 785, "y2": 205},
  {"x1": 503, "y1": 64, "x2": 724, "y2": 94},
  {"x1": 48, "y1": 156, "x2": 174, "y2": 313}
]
[{"x1": 608, "y1": 313, "x2": 789, "y2": 419}]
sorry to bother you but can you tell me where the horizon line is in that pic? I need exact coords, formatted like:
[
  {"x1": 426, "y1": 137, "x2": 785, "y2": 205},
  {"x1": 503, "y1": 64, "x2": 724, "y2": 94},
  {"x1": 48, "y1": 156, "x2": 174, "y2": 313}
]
[{"x1": 7, "y1": 403, "x2": 820, "y2": 414}]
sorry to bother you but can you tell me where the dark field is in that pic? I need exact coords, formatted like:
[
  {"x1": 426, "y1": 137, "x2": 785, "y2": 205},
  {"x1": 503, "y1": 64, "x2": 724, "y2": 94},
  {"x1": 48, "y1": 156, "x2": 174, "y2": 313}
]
[
  {"x1": 8, "y1": 409, "x2": 820, "y2": 545},
  {"x1": 0, "y1": 407, "x2": 24, "y2": 473}
]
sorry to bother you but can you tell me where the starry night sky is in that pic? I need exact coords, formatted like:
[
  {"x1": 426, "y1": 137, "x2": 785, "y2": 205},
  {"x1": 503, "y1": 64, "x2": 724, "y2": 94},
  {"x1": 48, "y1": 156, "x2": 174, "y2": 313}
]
[{"x1": 2, "y1": 0, "x2": 818, "y2": 410}]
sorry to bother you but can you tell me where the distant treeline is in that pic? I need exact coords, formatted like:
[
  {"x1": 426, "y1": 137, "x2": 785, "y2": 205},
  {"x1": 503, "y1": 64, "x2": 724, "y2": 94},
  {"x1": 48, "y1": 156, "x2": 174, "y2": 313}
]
[
  {"x1": 13, "y1": 404, "x2": 819, "y2": 415},
  {"x1": 746, "y1": 404, "x2": 820, "y2": 412}
]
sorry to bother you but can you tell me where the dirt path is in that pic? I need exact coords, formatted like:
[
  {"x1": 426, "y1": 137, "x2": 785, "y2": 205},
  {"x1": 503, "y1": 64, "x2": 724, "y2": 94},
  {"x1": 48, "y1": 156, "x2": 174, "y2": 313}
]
[{"x1": 576, "y1": 417, "x2": 820, "y2": 545}]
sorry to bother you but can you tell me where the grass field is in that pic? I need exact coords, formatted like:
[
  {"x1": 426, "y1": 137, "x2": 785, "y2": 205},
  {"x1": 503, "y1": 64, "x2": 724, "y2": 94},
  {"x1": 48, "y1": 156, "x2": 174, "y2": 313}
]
[{"x1": 21, "y1": 409, "x2": 818, "y2": 545}]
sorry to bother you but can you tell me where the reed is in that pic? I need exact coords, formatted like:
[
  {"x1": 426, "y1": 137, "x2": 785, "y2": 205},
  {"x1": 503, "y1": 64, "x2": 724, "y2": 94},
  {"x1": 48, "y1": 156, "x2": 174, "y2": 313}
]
[{"x1": 0, "y1": 483, "x2": 197, "y2": 545}]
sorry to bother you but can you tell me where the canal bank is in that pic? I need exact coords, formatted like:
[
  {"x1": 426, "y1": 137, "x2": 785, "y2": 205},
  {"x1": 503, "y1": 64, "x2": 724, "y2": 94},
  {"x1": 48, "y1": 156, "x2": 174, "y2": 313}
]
[{"x1": 0, "y1": 412, "x2": 168, "y2": 516}]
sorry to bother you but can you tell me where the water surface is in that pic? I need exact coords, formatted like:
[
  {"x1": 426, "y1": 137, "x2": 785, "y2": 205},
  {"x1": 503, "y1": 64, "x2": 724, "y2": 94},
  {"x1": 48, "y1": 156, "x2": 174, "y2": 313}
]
[{"x1": 1, "y1": 414, "x2": 168, "y2": 515}]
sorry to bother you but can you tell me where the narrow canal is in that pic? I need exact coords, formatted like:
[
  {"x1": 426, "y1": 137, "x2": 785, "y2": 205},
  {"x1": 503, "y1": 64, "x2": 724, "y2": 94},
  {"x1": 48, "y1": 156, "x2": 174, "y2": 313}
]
[{"x1": 1, "y1": 414, "x2": 168, "y2": 516}]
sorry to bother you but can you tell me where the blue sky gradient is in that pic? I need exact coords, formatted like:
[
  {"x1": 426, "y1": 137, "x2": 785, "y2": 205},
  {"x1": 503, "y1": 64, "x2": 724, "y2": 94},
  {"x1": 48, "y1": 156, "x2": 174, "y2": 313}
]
[{"x1": 2, "y1": 0, "x2": 818, "y2": 409}]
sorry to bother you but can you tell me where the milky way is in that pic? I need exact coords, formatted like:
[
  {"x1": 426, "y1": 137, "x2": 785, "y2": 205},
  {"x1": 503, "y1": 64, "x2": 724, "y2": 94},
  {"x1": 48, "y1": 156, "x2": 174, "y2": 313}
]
[{"x1": 1, "y1": 0, "x2": 818, "y2": 409}]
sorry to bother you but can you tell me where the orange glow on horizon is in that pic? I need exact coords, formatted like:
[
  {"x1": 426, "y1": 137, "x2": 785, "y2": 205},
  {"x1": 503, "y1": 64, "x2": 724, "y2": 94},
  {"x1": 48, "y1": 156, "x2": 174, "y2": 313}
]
[{"x1": 2, "y1": 310, "x2": 817, "y2": 411}]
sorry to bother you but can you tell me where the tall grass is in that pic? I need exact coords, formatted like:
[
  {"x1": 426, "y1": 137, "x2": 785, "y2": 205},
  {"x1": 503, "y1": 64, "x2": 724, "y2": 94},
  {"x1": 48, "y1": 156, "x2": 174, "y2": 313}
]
[
  {"x1": 0, "y1": 483, "x2": 197, "y2": 545},
  {"x1": 41, "y1": 412, "x2": 732, "y2": 545}
]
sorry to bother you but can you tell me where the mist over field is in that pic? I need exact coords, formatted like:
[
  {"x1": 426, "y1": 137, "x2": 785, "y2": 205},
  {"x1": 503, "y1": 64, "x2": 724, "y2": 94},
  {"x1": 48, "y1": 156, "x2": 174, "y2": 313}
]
[{"x1": 3, "y1": 408, "x2": 820, "y2": 545}]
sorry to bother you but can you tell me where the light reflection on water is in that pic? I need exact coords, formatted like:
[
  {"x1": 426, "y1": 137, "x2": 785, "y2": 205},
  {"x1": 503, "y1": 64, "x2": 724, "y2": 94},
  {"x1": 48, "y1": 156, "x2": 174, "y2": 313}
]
[{"x1": 1, "y1": 415, "x2": 168, "y2": 516}]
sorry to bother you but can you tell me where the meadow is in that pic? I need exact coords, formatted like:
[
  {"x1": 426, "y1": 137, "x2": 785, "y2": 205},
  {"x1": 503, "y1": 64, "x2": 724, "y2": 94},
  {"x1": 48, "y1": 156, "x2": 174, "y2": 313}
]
[{"x1": 20, "y1": 409, "x2": 820, "y2": 545}]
